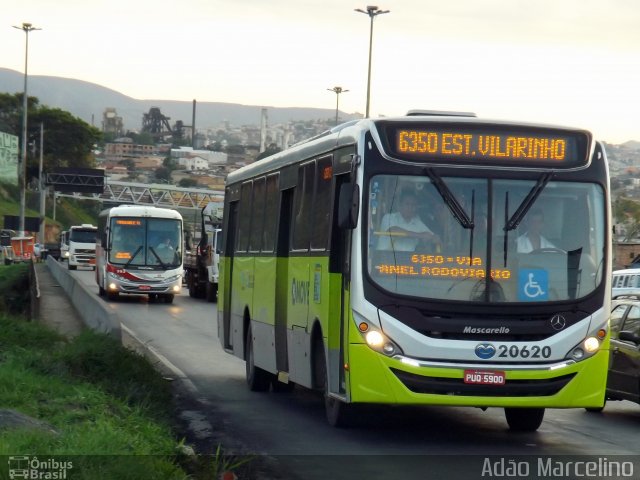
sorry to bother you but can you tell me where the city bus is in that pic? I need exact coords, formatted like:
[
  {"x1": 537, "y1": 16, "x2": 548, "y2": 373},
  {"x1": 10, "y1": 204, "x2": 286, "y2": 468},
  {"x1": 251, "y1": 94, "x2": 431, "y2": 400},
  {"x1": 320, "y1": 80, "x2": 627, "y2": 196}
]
[
  {"x1": 218, "y1": 111, "x2": 611, "y2": 431},
  {"x1": 96, "y1": 205, "x2": 183, "y2": 303}
]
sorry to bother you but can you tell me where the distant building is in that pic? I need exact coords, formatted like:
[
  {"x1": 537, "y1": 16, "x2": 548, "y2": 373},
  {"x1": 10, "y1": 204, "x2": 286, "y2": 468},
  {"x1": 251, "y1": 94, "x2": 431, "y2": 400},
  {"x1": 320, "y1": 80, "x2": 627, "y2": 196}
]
[{"x1": 102, "y1": 108, "x2": 124, "y2": 137}]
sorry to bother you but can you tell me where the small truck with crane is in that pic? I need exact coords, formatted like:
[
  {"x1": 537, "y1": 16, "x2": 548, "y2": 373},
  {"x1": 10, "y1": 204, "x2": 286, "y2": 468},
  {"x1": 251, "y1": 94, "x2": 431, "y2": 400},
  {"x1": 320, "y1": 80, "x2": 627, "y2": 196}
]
[{"x1": 184, "y1": 202, "x2": 222, "y2": 302}]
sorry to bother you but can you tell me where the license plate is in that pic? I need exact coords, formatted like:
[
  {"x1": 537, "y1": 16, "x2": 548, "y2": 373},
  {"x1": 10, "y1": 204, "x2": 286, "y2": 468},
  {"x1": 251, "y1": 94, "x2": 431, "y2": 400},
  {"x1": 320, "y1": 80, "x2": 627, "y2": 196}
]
[
  {"x1": 463, "y1": 370, "x2": 506, "y2": 385},
  {"x1": 139, "y1": 285, "x2": 151, "y2": 291}
]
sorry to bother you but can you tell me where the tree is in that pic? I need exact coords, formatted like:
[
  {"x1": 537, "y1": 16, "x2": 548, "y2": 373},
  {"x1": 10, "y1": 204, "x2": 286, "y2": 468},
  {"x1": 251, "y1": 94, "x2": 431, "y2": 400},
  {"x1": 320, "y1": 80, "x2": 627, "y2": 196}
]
[
  {"x1": 178, "y1": 178, "x2": 198, "y2": 188},
  {"x1": 118, "y1": 159, "x2": 136, "y2": 172},
  {"x1": 155, "y1": 166, "x2": 172, "y2": 183},
  {"x1": 255, "y1": 143, "x2": 281, "y2": 161},
  {"x1": 163, "y1": 156, "x2": 178, "y2": 170},
  {"x1": 30, "y1": 106, "x2": 102, "y2": 170}
]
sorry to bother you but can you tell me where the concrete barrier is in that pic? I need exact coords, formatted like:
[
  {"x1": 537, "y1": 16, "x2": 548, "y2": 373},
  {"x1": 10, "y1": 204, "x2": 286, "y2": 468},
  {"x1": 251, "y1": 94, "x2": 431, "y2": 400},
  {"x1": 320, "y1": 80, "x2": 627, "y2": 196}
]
[{"x1": 46, "y1": 256, "x2": 121, "y2": 340}]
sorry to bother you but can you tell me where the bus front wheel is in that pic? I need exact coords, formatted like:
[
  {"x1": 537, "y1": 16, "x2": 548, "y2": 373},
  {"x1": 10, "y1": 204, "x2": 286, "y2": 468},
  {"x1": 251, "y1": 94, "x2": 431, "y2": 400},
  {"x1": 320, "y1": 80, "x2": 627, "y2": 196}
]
[
  {"x1": 314, "y1": 335, "x2": 352, "y2": 427},
  {"x1": 245, "y1": 324, "x2": 272, "y2": 392},
  {"x1": 504, "y1": 407, "x2": 545, "y2": 432}
]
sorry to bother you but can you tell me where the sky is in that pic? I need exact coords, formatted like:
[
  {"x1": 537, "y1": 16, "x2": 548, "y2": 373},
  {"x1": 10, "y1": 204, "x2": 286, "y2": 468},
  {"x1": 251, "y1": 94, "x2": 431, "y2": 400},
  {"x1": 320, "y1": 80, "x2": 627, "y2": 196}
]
[{"x1": 3, "y1": 0, "x2": 640, "y2": 144}]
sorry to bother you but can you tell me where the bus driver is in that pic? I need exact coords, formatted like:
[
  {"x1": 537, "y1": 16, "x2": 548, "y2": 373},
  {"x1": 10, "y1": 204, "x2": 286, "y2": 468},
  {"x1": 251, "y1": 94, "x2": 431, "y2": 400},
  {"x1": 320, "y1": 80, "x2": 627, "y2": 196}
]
[{"x1": 377, "y1": 189, "x2": 441, "y2": 252}]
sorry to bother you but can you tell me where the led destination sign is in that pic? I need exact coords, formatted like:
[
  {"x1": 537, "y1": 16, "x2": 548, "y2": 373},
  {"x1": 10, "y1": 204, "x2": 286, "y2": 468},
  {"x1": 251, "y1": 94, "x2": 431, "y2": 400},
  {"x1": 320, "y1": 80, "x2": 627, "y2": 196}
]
[{"x1": 390, "y1": 125, "x2": 589, "y2": 166}]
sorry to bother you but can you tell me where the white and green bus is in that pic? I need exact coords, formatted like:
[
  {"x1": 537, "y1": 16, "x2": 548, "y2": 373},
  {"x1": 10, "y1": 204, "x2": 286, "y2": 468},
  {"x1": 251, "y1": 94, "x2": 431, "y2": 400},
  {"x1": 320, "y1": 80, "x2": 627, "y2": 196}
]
[{"x1": 218, "y1": 111, "x2": 611, "y2": 431}]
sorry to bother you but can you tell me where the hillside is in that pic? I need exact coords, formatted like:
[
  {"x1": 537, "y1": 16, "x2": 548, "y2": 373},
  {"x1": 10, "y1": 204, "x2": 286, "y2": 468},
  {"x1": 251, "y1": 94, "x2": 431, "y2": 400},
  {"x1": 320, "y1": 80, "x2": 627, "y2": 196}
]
[
  {"x1": 0, "y1": 182, "x2": 98, "y2": 242},
  {"x1": 0, "y1": 68, "x2": 359, "y2": 132}
]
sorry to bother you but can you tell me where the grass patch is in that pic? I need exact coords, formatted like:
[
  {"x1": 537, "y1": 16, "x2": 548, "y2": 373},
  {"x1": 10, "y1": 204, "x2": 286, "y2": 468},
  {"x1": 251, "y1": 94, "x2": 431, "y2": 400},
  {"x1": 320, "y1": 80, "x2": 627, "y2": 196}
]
[
  {"x1": 0, "y1": 264, "x2": 30, "y2": 316},
  {"x1": 0, "y1": 312, "x2": 189, "y2": 478}
]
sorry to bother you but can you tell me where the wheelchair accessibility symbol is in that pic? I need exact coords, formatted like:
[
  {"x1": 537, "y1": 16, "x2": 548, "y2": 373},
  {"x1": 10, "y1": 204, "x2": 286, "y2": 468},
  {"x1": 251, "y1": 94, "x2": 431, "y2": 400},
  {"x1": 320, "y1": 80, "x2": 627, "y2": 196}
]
[{"x1": 518, "y1": 269, "x2": 549, "y2": 301}]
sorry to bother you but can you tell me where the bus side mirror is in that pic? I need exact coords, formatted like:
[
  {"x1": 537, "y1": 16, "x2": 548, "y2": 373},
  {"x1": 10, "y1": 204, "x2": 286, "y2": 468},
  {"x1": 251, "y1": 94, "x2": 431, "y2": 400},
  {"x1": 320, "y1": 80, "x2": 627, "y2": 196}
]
[{"x1": 338, "y1": 182, "x2": 360, "y2": 230}]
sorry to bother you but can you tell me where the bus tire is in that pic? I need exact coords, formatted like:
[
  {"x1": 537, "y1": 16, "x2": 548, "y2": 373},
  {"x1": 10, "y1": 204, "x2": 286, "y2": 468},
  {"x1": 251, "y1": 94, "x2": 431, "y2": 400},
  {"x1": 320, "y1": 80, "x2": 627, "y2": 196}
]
[
  {"x1": 314, "y1": 335, "x2": 352, "y2": 427},
  {"x1": 206, "y1": 281, "x2": 217, "y2": 302},
  {"x1": 504, "y1": 407, "x2": 545, "y2": 432},
  {"x1": 106, "y1": 291, "x2": 119, "y2": 301},
  {"x1": 188, "y1": 275, "x2": 196, "y2": 298},
  {"x1": 164, "y1": 294, "x2": 174, "y2": 304},
  {"x1": 245, "y1": 324, "x2": 271, "y2": 392}
]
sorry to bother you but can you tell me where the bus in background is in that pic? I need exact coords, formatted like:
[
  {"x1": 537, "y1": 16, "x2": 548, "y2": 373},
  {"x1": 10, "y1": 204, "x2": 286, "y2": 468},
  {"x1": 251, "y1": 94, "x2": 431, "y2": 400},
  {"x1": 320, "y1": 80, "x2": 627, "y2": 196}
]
[
  {"x1": 218, "y1": 111, "x2": 611, "y2": 432},
  {"x1": 612, "y1": 268, "x2": 640, "y2": 298},
  {"x1": 66, "y1": 224, "x2": 98, "y2": 270},
  {"x1": 96, "y1": 205, "x2": 183, "y2": 303}
]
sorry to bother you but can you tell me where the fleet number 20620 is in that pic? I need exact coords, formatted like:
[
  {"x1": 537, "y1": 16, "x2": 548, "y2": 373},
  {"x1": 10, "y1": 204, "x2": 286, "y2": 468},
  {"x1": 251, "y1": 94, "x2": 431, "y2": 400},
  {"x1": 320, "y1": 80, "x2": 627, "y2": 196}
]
[{"x1": 498, "y1": 345, "x2": 552, "y2": 359}]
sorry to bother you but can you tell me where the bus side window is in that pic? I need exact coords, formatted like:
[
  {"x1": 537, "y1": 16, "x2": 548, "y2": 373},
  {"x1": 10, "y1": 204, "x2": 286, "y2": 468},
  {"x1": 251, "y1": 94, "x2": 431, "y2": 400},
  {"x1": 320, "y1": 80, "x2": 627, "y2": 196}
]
[{"x1": 292, "y1": 161, "x2": 315, "y2": 251}]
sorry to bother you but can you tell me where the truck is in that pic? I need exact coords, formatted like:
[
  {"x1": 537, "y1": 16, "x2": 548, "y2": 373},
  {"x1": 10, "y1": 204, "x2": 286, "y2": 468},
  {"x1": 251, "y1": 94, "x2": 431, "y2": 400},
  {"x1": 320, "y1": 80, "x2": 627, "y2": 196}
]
[
  {"x1": 64, "y1": 224, "x2": 98, "y2": 270},
  {"x1": 184, "y1": 202, "x2": 222, "y2": 302},
  {"x1": 0, "y1": 229, "x2": 15, "y2": 265}
]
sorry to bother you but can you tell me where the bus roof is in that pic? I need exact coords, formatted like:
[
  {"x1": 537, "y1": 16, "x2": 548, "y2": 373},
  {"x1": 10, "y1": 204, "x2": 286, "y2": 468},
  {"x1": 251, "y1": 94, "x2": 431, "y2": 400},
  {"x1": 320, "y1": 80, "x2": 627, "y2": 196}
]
[
  {"x1": 99, "y1": 205, "x2": 183, "y2": 220},
  {"x1": 226, "y1": 113, "x2": 593, "y2": 186}
]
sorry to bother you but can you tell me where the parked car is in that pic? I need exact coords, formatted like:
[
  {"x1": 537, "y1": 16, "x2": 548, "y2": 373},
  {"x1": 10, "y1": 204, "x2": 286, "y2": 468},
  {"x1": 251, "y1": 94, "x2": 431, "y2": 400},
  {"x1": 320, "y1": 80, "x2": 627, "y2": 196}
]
[{"x1": 589, "y1": 296, "x2": 640, "y2": 411}]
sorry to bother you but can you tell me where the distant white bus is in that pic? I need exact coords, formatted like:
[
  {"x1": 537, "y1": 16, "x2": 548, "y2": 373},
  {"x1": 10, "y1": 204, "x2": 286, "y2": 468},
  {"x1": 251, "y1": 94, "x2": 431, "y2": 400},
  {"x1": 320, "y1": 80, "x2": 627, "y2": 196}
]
[
  {"x1": 612, "y1": 268, "x2": 640, "y2": 298},
  {"x1": 96, "y1": 205, "x2": 183, "y2": 303}
]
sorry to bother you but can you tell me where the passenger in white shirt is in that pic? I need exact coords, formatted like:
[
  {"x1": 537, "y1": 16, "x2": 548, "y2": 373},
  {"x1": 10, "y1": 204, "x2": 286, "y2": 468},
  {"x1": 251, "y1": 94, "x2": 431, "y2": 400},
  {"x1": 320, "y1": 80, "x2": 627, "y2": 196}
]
[
  {"x1": 517, "y1": 209, "x2": 556, "y2": 253},
  {"x1": 377, "y1": 190, "x2": 441, "y2": 251}
]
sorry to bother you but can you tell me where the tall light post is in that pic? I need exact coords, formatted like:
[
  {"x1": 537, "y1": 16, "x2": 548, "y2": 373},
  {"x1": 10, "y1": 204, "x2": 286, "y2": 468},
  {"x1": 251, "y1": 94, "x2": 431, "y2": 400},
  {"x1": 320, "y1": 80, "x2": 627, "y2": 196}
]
[
  {"x1": 327, "y1": 86, "x2": 349, "y2": 126},
  {"x1": 355, "y1": 6, "x2": 389, "y2": 118},
  {"x1": 13, "y1": 22, "x2": 41, "y2": 235}
]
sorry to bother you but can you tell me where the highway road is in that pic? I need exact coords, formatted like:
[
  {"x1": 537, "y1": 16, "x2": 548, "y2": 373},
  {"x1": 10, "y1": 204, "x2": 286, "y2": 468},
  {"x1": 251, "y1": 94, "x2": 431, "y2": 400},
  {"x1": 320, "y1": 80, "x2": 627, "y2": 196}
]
[{"x1": 71, "y1": 268, "x2": 640, "y2": 479}]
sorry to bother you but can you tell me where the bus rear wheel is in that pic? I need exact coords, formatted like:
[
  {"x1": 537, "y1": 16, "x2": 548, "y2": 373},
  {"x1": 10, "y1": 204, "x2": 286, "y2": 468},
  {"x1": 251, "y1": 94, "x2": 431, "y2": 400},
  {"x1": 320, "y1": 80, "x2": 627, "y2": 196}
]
[
  {"x1": 504, "y1": 407, "x2": 545, "y2": 432},
  {"x1": 245, "y1": 324, "x2": 272, "y2": 392}
]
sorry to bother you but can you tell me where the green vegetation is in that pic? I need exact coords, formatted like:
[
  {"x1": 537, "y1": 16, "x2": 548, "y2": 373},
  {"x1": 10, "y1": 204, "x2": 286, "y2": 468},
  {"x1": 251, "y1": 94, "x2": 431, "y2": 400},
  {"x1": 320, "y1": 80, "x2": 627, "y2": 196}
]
[
  {"x1": 0, "y1": 264, "x2": 260, "y2": 479},
  {"x1": 0, "y1": 181, "x2": 98, "y2": 235},
  {"x1": 0, "y1": 264, "x2": 187, "y2": 478}
]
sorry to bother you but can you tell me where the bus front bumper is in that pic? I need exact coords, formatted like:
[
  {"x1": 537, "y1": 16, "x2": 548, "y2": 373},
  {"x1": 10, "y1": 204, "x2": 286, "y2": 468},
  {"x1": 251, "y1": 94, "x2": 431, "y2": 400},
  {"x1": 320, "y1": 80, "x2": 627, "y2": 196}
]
[
  {"x1": 347, "y1": 344, "x2": 608, "y2": 408},
  {"x1": 105, "y1": 273, "x2": 182, "y2": 296}
]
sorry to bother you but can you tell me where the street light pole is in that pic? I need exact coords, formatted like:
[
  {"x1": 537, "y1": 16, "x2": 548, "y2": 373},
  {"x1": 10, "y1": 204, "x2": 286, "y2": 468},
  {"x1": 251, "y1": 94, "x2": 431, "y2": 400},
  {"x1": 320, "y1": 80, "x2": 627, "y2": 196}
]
[
  {"x1": 327, "y1": 86, "x2": 349, "y2": 126},
  {"x1": 13, "y1": 22, "x2": 41, "y2": 236},
  {"x1": 355, "y1": 6, "x2": 389, "y2": 118}
]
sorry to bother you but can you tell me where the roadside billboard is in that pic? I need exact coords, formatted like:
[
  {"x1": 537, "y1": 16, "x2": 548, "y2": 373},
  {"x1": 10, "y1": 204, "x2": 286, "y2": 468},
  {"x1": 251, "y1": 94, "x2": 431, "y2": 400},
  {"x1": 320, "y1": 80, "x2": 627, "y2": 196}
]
[{"x1": 0, "y1": 131, "x2": 19, "y2": 185}]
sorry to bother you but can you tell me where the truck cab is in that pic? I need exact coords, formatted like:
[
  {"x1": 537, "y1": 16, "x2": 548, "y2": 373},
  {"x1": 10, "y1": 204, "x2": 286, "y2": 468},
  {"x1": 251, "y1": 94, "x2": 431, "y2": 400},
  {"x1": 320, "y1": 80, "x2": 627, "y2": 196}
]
[
  {"x1": 184, "y1": 202, "x2": 222, "y2": 302},
  {"x1": 66, "y1": 224, "x2": 97, "y2": 271}
]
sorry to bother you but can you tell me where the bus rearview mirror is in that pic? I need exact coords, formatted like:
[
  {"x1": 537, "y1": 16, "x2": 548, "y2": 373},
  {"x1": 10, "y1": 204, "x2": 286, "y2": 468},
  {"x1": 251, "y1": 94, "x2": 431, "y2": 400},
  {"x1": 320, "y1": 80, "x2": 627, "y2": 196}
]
[{"x1": 338, "y1": 182, "x2": 359, "y2": 229}]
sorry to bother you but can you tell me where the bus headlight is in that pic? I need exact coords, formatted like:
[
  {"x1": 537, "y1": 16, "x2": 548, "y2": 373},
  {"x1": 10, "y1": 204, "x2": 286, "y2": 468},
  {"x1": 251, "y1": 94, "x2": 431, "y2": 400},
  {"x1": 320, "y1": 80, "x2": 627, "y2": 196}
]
[
  {"x1": 362, "y1": 327, "x2": 402, "y2": 357},
  {"x1": 583, "y1": 336, "x2": 600, "y2": 353},
  {"x1": 568, "y1": 336, "x2": 600, "y2": 361},
  {"x1": 108, "y1": 282, "x2": 118, "y2": 291},
  {"x1": 172, "y1": 284, "x2": 181, "y2": 293}
]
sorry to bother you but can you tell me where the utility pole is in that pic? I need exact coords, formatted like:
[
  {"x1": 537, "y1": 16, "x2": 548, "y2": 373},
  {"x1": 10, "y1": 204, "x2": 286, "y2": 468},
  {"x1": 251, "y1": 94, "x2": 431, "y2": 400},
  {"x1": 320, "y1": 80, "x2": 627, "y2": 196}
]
[
  {"x1": 13, "y1": 22, "x2": 41, "y2": 235},
  {"x1": 327, "y1": 86, "x2": 349, "y2": 126},
  {"x1": 354, "y1": 6, "x2": 389, "y2": 118}
]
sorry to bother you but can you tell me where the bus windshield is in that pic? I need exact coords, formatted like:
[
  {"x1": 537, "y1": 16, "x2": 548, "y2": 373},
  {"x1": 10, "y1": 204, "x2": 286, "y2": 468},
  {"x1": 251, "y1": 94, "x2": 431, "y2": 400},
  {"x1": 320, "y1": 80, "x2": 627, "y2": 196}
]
[
  {"x1": 108, "y1": 217, "x2": 182, "y2": 268},
  {"x1": 367, "y1": 174, "x2": 605, "y2": 303}
]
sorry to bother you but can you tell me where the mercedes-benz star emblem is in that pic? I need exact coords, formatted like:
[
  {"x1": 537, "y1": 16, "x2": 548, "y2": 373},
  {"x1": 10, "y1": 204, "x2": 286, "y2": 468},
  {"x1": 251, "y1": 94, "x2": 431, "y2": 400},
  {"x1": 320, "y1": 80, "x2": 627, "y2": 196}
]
[{"x1": 550, "y1": 314, "x2": 566, "y2": 331}]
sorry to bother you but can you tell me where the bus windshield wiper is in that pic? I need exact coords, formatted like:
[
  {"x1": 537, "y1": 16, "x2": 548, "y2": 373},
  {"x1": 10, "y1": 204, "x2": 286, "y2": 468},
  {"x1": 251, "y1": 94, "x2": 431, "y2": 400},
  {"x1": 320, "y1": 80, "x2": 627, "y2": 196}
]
[
  {"x1": 426, "y1": 168, "x2": 474, "y2": 229},
  {"x1": 502, "y1": 171, "x2": 553, "y2": 267},
  {"x1": 148, "y1": 246, "x2": 168, "y2": 268},
  {"x1": 124, "y1": 245, "x2": 143, "y2": 268},
  {"x1": 504, "y1": 171, "x2": 553, "y2": 232}
]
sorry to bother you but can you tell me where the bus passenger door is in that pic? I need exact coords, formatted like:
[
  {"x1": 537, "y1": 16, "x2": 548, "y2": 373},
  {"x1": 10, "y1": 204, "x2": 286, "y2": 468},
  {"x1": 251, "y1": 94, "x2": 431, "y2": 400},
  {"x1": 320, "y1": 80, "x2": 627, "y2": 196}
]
[
  {"x1": 274, "y1": 189, "x2": 293, "y2": 375},
  {"x1": 221, "y1": 201, "x2": 238, "y2": 351}
]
